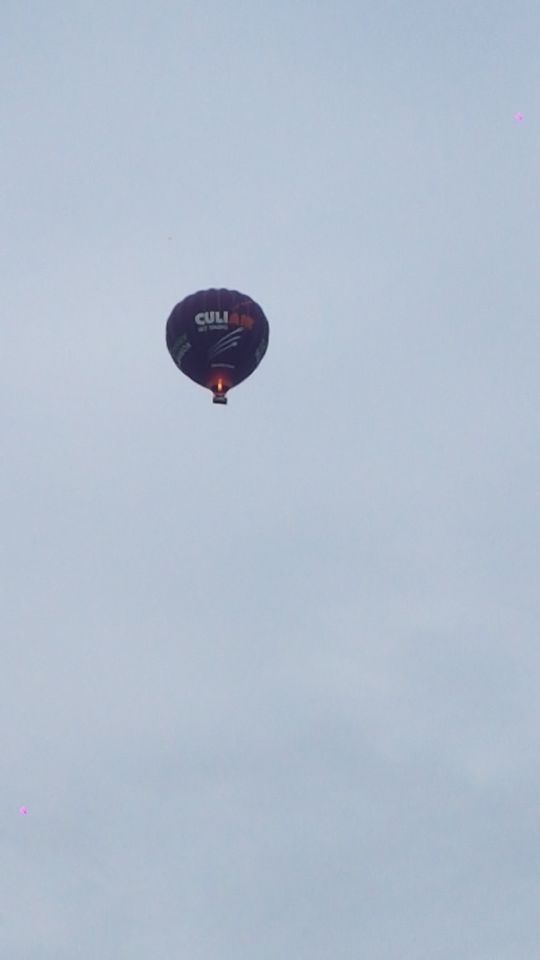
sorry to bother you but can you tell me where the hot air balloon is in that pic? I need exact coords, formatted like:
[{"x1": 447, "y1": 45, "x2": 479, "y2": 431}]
[{"x1": 166, "y1": 288, "x2": 269, "y2": 405}]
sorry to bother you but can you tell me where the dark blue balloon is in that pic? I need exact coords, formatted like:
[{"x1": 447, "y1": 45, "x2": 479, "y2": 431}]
[{"x1": 166, "y1": 288, "x2": 269, "y2": 404}]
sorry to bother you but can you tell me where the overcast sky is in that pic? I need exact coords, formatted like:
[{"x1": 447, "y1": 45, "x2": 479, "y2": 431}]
[{"x1": 2, "y1": 1, "x2": 540, "y2": 957}]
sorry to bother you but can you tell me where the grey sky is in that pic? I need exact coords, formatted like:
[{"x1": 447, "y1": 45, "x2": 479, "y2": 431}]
[{"x1": 2, "y1": 1, "x2": 540, "y2": 957}]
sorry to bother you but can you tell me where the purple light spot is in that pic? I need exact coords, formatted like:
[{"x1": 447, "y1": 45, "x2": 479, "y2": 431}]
[
  {"x1": 19, "y1": 806, "x2": 28, "y2": 815},
  {"x1": 514, "y1": 112, "x2": 524, "y2": 122}
]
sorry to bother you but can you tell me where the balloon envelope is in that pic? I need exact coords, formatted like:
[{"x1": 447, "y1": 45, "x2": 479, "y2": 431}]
[{"x1": 166, "y1": 288, "x2": 269, "y2": 403}]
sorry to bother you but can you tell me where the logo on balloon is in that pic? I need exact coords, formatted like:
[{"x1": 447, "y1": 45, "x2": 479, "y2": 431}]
[
  {"x1": 195, "y1": 310, "x2": 228, "y2": 328},
  {"x1": 172, "y1": 334, "x2": 191, "y2": 364},
  {"x1": 194, "y1": 311, "x2": 255, "y2": 332},
  {"x1": 229, "y1": 312, "x2": 254, "y2": 331},
  {"x1": 255, "y1": 335, "x2": 268, "y2": 364},
  {"x1": 208, "y1": 329, "x2": 244, "y2": 360}
]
